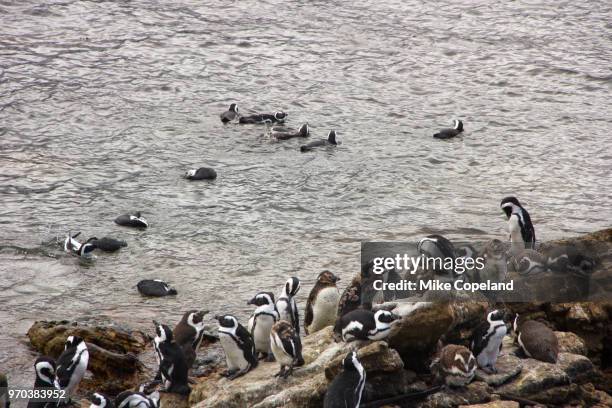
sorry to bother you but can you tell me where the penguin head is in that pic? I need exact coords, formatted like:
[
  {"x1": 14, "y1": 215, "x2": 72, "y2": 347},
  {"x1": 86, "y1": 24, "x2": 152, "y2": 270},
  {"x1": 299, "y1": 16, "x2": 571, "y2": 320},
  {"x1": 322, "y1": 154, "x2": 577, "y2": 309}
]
[
  {"x1": 299, "y1": 124, "x2": 309, "y2": 137},
  {"x1": 229, "y1": 103, "x2": 238, "y2": 113},
  {"x1": 487, "y1": 309, "x2": 506, "y2": 324},
  {"x1": 247, "y1": 291, "x2": 275, "y2": 306},
  {"x1": 215, "y1": 314, "x2": 238, "y2": 329},
  {"x1": 500, "y1": 197, "x2": 522, "y2": 219},
  {"x1": 285, "y1": 277, "x2": 301, "y2": 297},
  {"x1": 317, "y1": 270, "x2": 339, "y2": 285},
  {"x1": 186, "y1": 310, "x2": 208, "y2": 327},
  {"x1": 34, "y1": 356, "x2": 56, "y2": 385},
  {"x1": 64, "y1": 335, "x2": 85, "y2": 350},
  {"x1": 185, "y1": 169, "x2": 197, "y2": 178},
  {"x1": 453, "y1": 119, "x2": 464, "y2": 131},
  {"x1": 374, "y1": 310, "x2": 400, "y2": 325},
  {"x1": 482, "y1": 239, "x2": 507, "y2": 260},
  {"x1": 88, "y1": 393, "x2": 112, "y2": 408},
  {"x1": 153, "y1": 321, "x2": 173, "y2": 342},
  {"x1": 327, "y1": 130, "x2": 337, "y2": 144},
  {"x1": 342, "y1": 351, "x2": 363, "y2": 373},
  {"x1": 274, "y1": 111, "x2": 287, "y2": 121},
  {"x1": 512, "y1": 313, "x2": 521, "y2": 334}
]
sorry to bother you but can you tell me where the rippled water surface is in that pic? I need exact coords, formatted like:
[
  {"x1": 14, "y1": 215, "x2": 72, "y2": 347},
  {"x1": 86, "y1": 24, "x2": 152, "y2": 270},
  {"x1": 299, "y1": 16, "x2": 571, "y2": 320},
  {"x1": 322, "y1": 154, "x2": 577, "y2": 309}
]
[{"x1": 1, "y1": 0, "x2": 611, "y2": 387}]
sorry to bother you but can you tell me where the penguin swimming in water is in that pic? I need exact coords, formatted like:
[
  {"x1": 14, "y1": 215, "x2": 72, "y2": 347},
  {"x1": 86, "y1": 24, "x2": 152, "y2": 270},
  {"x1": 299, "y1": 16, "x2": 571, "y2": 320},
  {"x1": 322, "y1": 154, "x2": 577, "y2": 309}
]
[
  {"x1": 152, "y1": 321, "x2": 190, "y2": 395},
  {"x1": 433, "y1": 119, "x2": 464, "y2": 139},
  {"x1": 430, "y1": 344, "x2": 476, "y2": 387},
  {"x1": 270, "y1": 320, "x2": 304, "y2": 378},
  {"x1": 500, "y1": 197, "x2": 536, "y2": 250},
  {"x1": 114, "y1": 390, "x2": 160, "y2": 408},
  {"x1": 220, "y1": 103, "x2": 239, "y2": 123},
  {"x1": 136, "y1": 279, "x2": 177, "y2": 297},
  {"x1": 184, "y1": 167, "x2": 217, "y2": 180},
  {"x1": 215, "y1": 314, "x2": 258, "y2": 380},
  {"x1": 270, "y1": 123, "x2": 309, "y2": 140},
  {"x1": 27, "y1": 357, "x2": 56, "y2": 408},
  {"x1": 63, "y1": 232, "x2": 97, "y2": 259},
  {"x1": 276, "y1": 277, "x2": 301, "y2": 335},
  {"x1": 333, "y1": 309, "x2": 399, "y2": 342},
  {"x1": 173, "y1": 310, "x2": 209, "y2": 369},
  {"x1": 323, "y1": 351, "x2": 366, "y2": 408},
  {"x1": 55, "y1": 336, "x2": 89, "y2": 403},
  {"x1": 300, "y1": 130, "x2": 338, "y2": 152},
  {"x1": 513, "y1": 314, "x2": 558, "y2": 363},
  {"x1": 239, "y1": 111, "x2": 287, "y2": 124},
  {"x1": 88, "y1": 393, "x2": 114, "y2": 408},
  {"x1": 247, "y1": 292, "x2": 279, "y2": 360},
  {"x1": 0, "y1": 373, "x2": 9, "y2": 408},
  {"x1": 114, "y1": 212, "x2": 148, "y2": 228},
  {"x1": 470, "y1": 310, "x2": 508, "y2": 374},
  {"x1": 305, "y1": 271, "x2": 340, "y2": 334},
  {"x1": 86, "y1": 237, "x2": 127, "y2": 252}
]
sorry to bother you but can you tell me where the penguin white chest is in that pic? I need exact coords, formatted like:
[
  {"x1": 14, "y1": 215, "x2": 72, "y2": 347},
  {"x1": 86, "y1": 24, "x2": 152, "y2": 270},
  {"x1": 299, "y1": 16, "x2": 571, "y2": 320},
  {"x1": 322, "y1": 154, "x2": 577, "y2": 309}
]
[
  {"x1": 270, "y1": 333, "x2": 294, "y2": 366},
  {"x1": 252, "y1": 315, "x2": 275, "y2": 353},
  {"x1": 309, "y1": 287, "x2": 339, "y2": 333},
  {"x1": 477, "y1": 326, "x2": 506, "y2": 369},
  {"x1": 67, "y1": 350, "x2": 89, "y2": 395},
  {"x1": 219, "y1": 332, "x2": 248, "y2": 370}
]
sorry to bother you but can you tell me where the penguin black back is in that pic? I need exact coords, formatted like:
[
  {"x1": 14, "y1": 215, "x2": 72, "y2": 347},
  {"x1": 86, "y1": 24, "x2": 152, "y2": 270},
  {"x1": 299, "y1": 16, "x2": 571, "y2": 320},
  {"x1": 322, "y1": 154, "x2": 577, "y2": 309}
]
[
  {"x1": 88, "y1": 392, "x2": 114, "y2": 408},
  {"x1": 88, "y1": 237, "x2": 127, "y2": 252},
  {"x1": 433, "y1": 119, "x2": 464, "y2": 139},
  {"x1": 114, "y1": 212, "x2": 148, "y2": 228},
  {"x1": 300, "y1": 130, "x2": 338, "y2": 152},
  {"x1": 154, "y1": 322, "x2": 190, "y2": 395},
  {"x1": 500, "y1": 196, "x2": 536, "y2": 248},
  {"x1": 323, "y1": 351, "x2": 366, "y2": 408},
  {"x1": 220, "y1": 103, "x2": 239, "y2": 123},
  {"x1": 137, "y1": 279, "x2": 177, "y2": 297}
]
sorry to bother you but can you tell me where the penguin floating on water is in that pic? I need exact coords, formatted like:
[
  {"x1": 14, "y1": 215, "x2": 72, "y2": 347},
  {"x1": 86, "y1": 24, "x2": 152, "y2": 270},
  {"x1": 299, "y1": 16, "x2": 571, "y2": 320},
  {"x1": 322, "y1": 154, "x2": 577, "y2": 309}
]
[
  {"x1": 513, "y1": 314, "x2": 558, "y2": 363},
  {"x1": 27, "y1": 357, "x2": 56, "y2": 408},
  {"x1": 300, "y1": 130, "x2": 338, "y2": 152},
  {"x1": 247, "y1": 292, "x2": 279, "y2": 360},
  {"x1": 430, "y1": 344, "x2": 476, "y2": 387},
  {"x1": 54, "y1": 336, "x2": 89, "y2": 404},
  {"x1": 114, "y1": 390, "x2": 160, "y2": 408},
  {"x1": 220, "y1": 103, "x2": 239, "y2": 123},
  {"x1": 64, "y1": 232, "x2": 97, "y2": 259},
  {"x1": 152, "y1": 321, "x2": 190, "y2": 395},
  {"x1": 433, "y1": 119, "x2": 464, "y2": 139},
  {"x1": 86, "y1": 237, "x2": 127, "y2": 252},
  {"x1": 115, "y1": 212, "x2": 148, "y2": 229},
  {"x1": 500, "y1": 196, "x2": 536, "y2": 250},
  {"x1": 305, "y1": 271, "x2": 340, "y2": 334},
  {"x1": 334, "y1": 309, "x2": 399, "y2": 342},
  {"x1": 270, "y1": 320, "x2": 304, "y2": 378},
  {"x1": 470, "y1": 310, "x2": 508, "y2": 374},
  {"x1": 173, "y1": 310, "x2": 209, "y2": 369},
  {"x1": 276, "y1": 277, "x2": 301, "y2": 335},
  {"x1": 184, "y1": 167, "x2": 217, "y2": 180},
  {"x1": 323, "y1": 351, "x2": 366, "y2": 408},
  {"x1": 215, "y1": 314, "x2": 258, "y2": 380},
  {"x1": 270, "y1": 123, "x2": 309, "y2": 140},
  {"x1": 88, "y1": 393, "x2": 114, "y2": 408},
  {"x1": 136, "y1": 279, "x2": 177, "y2": 297},
  {"x1": 239, "y1": 111, "x2": 287, "y2": 124}
]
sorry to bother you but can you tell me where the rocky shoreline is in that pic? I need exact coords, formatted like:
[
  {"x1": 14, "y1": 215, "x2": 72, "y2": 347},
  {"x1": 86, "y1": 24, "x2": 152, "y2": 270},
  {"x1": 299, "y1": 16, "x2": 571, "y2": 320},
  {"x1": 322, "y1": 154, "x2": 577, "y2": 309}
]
[{"x1": 23, "y1": 228, "x2": 612, "y2": 408}]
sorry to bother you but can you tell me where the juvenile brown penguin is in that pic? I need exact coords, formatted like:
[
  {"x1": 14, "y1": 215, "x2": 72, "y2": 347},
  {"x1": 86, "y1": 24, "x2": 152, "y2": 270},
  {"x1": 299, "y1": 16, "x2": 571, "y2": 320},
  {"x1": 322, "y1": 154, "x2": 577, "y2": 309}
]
[
  {"x1": 173, "y1": 310, "x2": 209, "y2": 368},
  {"x1": 430, "y1": 344, "x2": 476, "y2": 387},
  {"x1": 337, "y1": 274, "x2": 362, "y2": 318},
  {"x1": 304, "y1": 271, "x2": 340, "y2": 335},
  {"x1": 270, "y1": 320, "x2": 304, "y2": 378},
  {"x1": 513, "y1": 314, "x2": 558, "y2": 363}
]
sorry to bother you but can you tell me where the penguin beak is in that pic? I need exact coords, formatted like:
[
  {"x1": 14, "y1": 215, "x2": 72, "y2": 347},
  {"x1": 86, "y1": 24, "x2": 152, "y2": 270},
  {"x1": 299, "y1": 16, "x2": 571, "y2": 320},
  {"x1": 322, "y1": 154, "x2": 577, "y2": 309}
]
[{"x1": 247, "y1": 297, "x2": 255, "y2": 305}]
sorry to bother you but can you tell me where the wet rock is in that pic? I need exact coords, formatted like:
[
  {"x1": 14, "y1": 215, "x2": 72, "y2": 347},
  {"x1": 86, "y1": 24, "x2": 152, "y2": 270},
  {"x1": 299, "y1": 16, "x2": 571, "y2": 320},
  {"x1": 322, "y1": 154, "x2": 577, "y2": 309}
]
[
  {"x1": 475, "y1": 353, "x2": 522, "y2": 386},
  {"x1": 417, "y1": 381, "x2": 492, "y2": 408}
]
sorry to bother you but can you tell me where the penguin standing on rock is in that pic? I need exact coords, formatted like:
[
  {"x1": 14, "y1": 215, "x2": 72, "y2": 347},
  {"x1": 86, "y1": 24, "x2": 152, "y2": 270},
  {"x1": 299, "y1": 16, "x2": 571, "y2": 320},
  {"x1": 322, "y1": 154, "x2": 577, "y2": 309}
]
[
  {"x1": 323, "y1": 351, "x2": 366, "y2": 408},
  {"x1": 173, "y1": 310, "x2": 209, "y2": 368},
  {"x1": 305, "y1": 271, "x2": 340, "y2": 334},
  {"x1": 239, "y1": 111, "x2": 287, "y2": 124},
  {"x1": 114, "y1": 212, "x2": 148, "y2": 228},
  {"x1": 216, "y1": 314, "x2": 258, "y2": 379},
  {"x1": 513, "y1": 314, "x2": 558, "y2": 363},
  {"x1": 470, "y1": 310, "x2": 508, "y2": 374},
  {"x1": 430, "y1": 344, "x2": 476, "y2": 387},
  {"x1": 54, "y1": 336, "x2": 89, "y2": 404},
  {"x1": 337, "y1": 274, "x2": 362, "y2": 318},
  {"x1": 136, "y1": 279, "x2": 177, "y2": 297},
  {"x1": 152, "y1": 322, "x2": 172, "y2": 381},
  {"x1": 114, "y1": 390, "x2": 160, "y2": 408},
  {"x1": 152, "y1": 321, "x2": 190, "y2": 395},
  {"x1": 185, "y1": 167, "x2": 217, "y2": 180},
  {"x1": 220, "y1": 103, "x2": 239, "y2": 123},
  {"x1": 300, "y1": 130, "x2": 338, "y2": 152},
  {"x1": 27, "y1": 357, "x2": 56, "y2": 408},
  {"x1": 433, "y1": 119, "x2": 464, "y2": 139},
  {"x1": 270, "y1": 320, "x2": 304, "y2": 378},
  {"x1": 334, "y1": 309, "x2": 399, "y2": 342},
  {"x1": 87, "y1": 393, "x2": 114, "y2": 408},
  {"x1": 247, "y1": 292, "x2": 279, "y2": 360},
  {"x1": 276, "y1": 277, "x2": 301, "y2": 335},
  {"x1": 500, "y1": 197, "x2": 536, "y2": 250}
]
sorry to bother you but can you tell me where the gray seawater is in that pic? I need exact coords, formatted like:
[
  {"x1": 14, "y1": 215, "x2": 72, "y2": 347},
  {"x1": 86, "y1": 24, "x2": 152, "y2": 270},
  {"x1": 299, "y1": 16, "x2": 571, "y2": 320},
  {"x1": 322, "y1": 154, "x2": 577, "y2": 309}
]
[{"x1": 1, "y1": 0, "x2": 611, "y2": 389}]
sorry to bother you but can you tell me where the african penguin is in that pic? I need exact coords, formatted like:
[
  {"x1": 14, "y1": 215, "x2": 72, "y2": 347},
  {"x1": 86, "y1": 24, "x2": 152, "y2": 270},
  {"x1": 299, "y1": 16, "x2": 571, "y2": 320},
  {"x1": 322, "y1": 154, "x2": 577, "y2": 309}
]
[
  {"x1": 333, "y1": 309, "x2": 399, "y2": 342},
  {"x1": 270, "y1": 320, "x2": 304, "y2": 378},
  {"x1": 136, "y1": 279, "x2": 177, "y2": 297},
  {"x1": 470, "y1": 310, "x2": 508, "y2": 374},
  {"x1": 337, "y1": 274, "x2": 362, "y2": 318},
  {"x1": 220, "y1": 103, "x2": 239, "y2": 123},
  {"x1": 0, "y1": 373, "x2": 8, "y2": 408},
  {"x1": 215, "y1": 314, "x2": 258, "y2": 379},
  {"x1": 152, "y1": 321, "x2": 190, "y2": 395},
  {"x1": 114, "y1": 390, "x2": 160, "y2": 408},
  {"x1": 323, "y1": 351, "x2": 366, "y2": 408},
  {"x1": 27, "y1": 356, "x2": 56, "y2": 408},
  {"x1": 185, "y1": 167, "x2": 217, "y2": 180},
  {"x1": 63, "y1": 232, "x2": 97, "y2": 259},
  {"x1": 433, "y1": 119, "x2": 464, "y2": 139},
  {"x1": 247, "y1": 291, "x2": 279, "y2": 360},
  {"x1": 276, "y1": 277, "x2": 301, "y2": 336},
  {"x1": 270, "y1": 123, "x2": 309, "y2": 140},
  {"x1": 417, "y1": 234, "x2": 457, "y2": 276},
  {"x1": 152, "y1": 321, "x2": 172, "y2": 381},
  {"x1": 430, "y1": 344, "x2": 476, "y2": 387},
  {"x1": 513, "y1": 314, "x2": 558, "y2": 363},
  {"x1": 239, "y1": 111, "x2": 287, "y2": 124},
  {"x1": 114, "y1": 212, "x2": 148, "y2": 228},
  {"x1": 500, "y1": 197, "x2": 536, "y2": 250},
  {"x1": 300, "y1": 130, "x2": 338, "y2": 152},
  {"x1": 476, "y1": 239, "x2": 508, "y2": 284},
  {"x1": 545, "y1": 245, "x2": 595, "y2": 276},
  {"x1": 305, "y1": 271, "x2": 340, "y2": 335},
  {"x1": 87, "y1": 237, "x2": 127, "y2": 252},
  {"x1": 88, "y1": 393, "x2": 114, "y2": 408},
  {"x1": 54, "y1": 336, "x2": 89, "y2": 402},
  {"x1": 173, "y1": 310, "x2": 209, "y2": 368}
]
